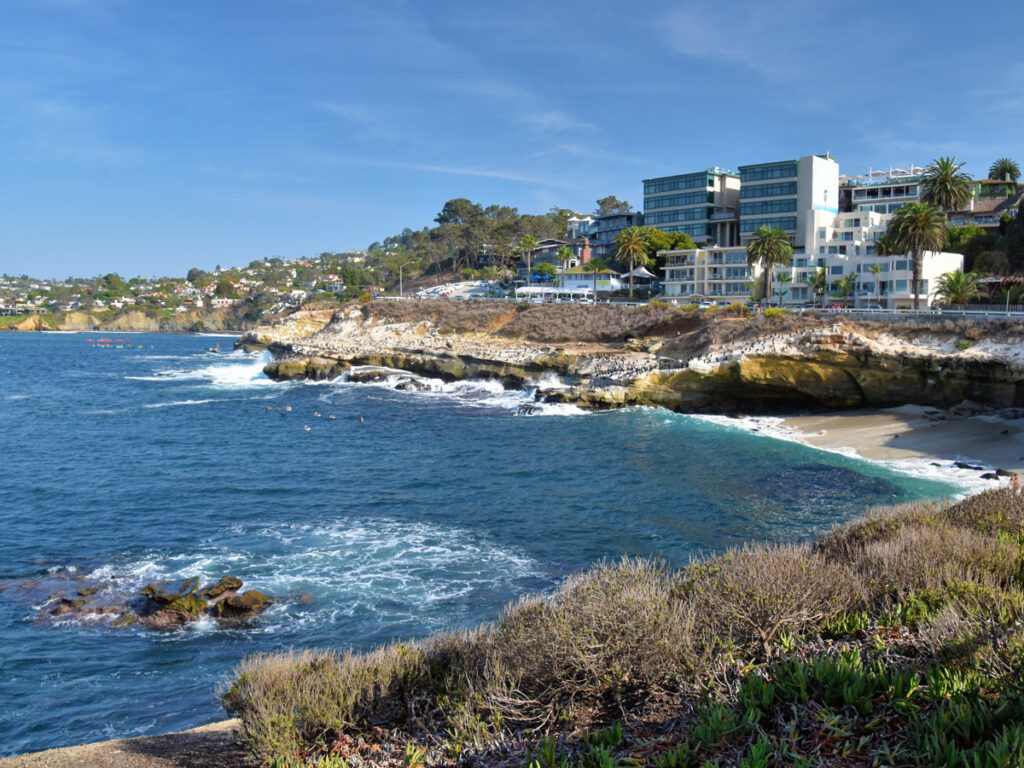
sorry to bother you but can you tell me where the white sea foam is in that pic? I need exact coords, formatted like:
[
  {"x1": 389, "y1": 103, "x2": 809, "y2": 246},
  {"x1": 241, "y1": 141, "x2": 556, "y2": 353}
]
[
  {"x1": 331, "y1": 366, "x2": 586, "y2": 415},
  {"x1": 143, "y1": 398, "x2": 222, "y2": 409},
  {"x1": 129, "y1": 350, "x2": 274, "y2": 389},
  {"x1": 81, "y1": 517, "x2": 543, "y2": 633},
  {"x1": 688, "y1": 413, "x2": 1004, "y2": 495}
]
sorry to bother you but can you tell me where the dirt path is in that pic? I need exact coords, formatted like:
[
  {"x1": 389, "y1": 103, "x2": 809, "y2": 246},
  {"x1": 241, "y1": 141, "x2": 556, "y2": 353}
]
[{"x1": 0, "y1": 720, "x2": 253, "y2": 768}]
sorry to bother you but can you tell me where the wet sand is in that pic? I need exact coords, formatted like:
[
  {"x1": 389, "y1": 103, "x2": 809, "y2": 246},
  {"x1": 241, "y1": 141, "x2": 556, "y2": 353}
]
[{"x1": 782, "y1": 405, "x2": 1024, "y2": 474}]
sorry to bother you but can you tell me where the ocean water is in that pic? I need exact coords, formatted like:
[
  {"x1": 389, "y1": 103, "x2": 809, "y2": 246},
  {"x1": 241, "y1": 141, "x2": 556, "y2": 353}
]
[{"x1": 0, "y1": 332, "x2": 964, "y2": 755}]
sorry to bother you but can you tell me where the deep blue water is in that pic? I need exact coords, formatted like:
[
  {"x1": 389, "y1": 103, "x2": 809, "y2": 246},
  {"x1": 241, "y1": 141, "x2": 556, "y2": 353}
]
[{"x1": 0, "y1": 332, "x2": 962, "y2": 755}]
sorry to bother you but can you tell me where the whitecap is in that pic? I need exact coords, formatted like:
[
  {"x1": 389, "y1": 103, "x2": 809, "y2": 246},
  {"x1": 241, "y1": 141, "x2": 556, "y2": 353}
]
[{"x1": 143, "y1": 399, "x2": 221, "y2": 408}]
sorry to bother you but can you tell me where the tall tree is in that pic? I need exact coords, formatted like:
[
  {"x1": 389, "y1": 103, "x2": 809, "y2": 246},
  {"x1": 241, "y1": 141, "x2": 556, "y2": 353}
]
[
  {"x1": 988, "y1": 158, "x2": 1021, "y2": 182},
  {"x1": 595, "y1": 195, "x2": 633, "y2": 215},
  {"x1": 582, "y1": 258, "x2": 607, "y2": 302},
  {"x1": 808, "y1": 268, "x2": 828, "y2": 308},
  {"x1": 867, "y1": 263, "x2": 884, "y2": 306},
  {"x1": 615, "y1": 226, "x2": 649, "y2": 299},
  {"x1": 519, "y1": 234, "x2": 538, "y2": 281},
  {"x1": 555, "y1": 245, "x2": 574, "y2": 288},
  {"x1": 887, "y1": 201, "x2": 947, "y2": 309},
  {"x1": 935, "y1": 270, "x2": 981, "y2": 305},
  {"x1": 745, "y1": 226, "x2": 794, "y2": 305},
  {"x1": 921, "y1": 156, "x2": 972, "y2": 212}
]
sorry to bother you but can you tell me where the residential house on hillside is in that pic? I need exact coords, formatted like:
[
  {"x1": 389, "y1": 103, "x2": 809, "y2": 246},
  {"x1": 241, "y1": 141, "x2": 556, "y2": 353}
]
[{"x1": 948, "y1": 180, "x2": 1024, "y2": 233}]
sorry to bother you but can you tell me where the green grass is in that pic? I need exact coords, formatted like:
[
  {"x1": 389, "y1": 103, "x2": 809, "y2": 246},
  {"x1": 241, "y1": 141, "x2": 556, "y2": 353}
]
[{"x1": 223, "y1": 487, "x2": 1024, "y2": 766}]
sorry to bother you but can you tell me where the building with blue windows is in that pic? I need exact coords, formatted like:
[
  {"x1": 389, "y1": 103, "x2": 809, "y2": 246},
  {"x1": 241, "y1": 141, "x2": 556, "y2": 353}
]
[
  {"x1": 566, "y1": 211, "x2": 645, "y2": 261},
  {"x1": 642, "y1": 168, "x2": 741, "y2": 246},
  {"x1": 738, "y1": 154, "x2": 839, "y2": 248}
]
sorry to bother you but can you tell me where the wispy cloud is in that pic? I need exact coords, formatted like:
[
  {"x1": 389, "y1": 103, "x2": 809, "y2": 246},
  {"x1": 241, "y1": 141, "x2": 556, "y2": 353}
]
[
  {"x1": 317, "y1": 100, "x2": 411, "y2": 143},
  {"x1": 660, "y1": 0, "x2": 851, "y2": 81},
  {"x1": 310, "y1": 151, "x2": 575, "y2": 188},
  {"x1": 12, "y1": 96, "x2": 147, "y2": 165},
  {"x1": 443, "y1": 77, "x2": 598, "y2": 134}
]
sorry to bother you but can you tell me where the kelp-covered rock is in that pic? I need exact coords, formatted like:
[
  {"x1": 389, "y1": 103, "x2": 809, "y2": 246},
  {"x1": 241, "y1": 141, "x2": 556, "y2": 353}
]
[
  {"x1": 139, "y1": 578, "x2": 208, "y2": 630},
  {"x1": 202, "y1": 575, "x2": 243, "y2": 602},
  {"x1": 211, "y1": 590, "x2": 273, "y2": 619}
]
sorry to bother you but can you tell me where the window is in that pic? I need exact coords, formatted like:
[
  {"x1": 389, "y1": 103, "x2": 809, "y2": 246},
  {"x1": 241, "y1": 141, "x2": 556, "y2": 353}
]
[
  {"x1": 645, "y1": 190, "x2": 711, "y2": 210},
  {"x1": 828, "y1": 246, "x2": 839, "y2": 254},
  {"x1": 830, "y1": 266, "x2": 843, "y2": 275},
  {"x1": 840, "y1": 232, "x2": 853, "y2": 241},
  {"x1": 895, "y1": 260, "x2": 908, "y2": 271},
  {"x1": 818, "y1": 246, "x2": 825, "y2": 254},
  {"x1": 739, "y1": 216, "x2": 797, "y2": 233},
  {"x1": 740, "y1": 181, "x2": 798, "y2": 199},
  {"x1": 740, "y1": 198, "x2": 798, "y2": 216},
  {"x1": 895, "y1": 280, "x2": 908, "y2": 291},
  {"x1": 818, "y1": 228, "x2": 826, "y2": 240},
  {"x1": 643, "y1": 174, "x2": 711, "y2": 195},
  {"x1": 645, "y1": 207, "x2": 711, "y2": 225},
  {"x1": 739, "y1": 162, "x2": 797, "y2": 182}
]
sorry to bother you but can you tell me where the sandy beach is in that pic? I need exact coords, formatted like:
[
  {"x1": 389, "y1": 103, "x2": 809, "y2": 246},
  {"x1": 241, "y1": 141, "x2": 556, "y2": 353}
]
[{"x1": 781, "y1": 405, "x2": 1024, "y2": 475}]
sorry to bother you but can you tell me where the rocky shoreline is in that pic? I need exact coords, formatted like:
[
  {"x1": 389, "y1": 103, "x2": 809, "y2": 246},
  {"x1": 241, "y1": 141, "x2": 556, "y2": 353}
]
[{"x1": 238, "y1": 301, "x2": 1024, "y2": 414}]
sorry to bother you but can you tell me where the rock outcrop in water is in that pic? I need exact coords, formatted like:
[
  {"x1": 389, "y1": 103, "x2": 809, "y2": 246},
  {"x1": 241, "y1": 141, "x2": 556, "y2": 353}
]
[
  {"x1": 238, "y1": 302, "x2": 1024, "y2": 413},
  {"x1": 1, "y1": 572, "x2": 275, "y2": 630}
]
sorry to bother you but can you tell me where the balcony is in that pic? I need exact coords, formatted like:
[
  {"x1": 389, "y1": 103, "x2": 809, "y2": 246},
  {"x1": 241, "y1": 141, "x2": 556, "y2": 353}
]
[{"x1": 710, "y1": 209, "x2": 737, "y2": 221}]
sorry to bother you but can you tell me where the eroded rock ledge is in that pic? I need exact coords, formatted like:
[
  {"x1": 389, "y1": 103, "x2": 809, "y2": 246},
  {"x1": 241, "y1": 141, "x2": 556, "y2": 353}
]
[{"x1": 238, "y1": 302, "x2": 1024, "y2": 413}]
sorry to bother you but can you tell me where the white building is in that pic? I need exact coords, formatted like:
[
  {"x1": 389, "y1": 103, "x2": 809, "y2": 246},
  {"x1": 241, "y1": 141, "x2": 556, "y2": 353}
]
[
  {"x1": 840, "y1": 165, "x2": 925, "y2": 215},
  {"x1": 558, "y1": 266, "x2": 623, "y2": 295},
  {"x1": 738, "y1": 154, "x2": 840, "y2": 248},
  {"x1": 662, "y1": 210, "x2": 963, "y2": 309}
]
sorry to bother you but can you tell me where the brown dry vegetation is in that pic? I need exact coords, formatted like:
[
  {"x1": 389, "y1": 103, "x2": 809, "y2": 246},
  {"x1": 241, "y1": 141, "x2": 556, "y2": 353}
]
[
  {"x1": 350, "y1": 300, "x2": 1024, "y2": 354},
  {"x1": 224, "y1": 487, "x2": 1024, "y2": 767}
]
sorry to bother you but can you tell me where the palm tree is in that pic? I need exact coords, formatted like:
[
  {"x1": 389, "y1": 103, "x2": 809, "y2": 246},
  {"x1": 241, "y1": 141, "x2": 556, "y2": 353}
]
[
  {"x1": 745, "y1": 226, "x2": 794, "y2": 305},
  {"x1": 988, "y1": 158, "x2": 1021, "y2": 182},
  {"x1": 555, "y1": 245, "x2": 574, "y2": 288},
  {"x1": 935, "y1": 270, "x2": 981, "y2": 305},
  {"x1": 519, "y1": 234, "x2": 538, "y2": 283},
  {"x1": 837, "y1": 272, "x2": 857, "y2": 304},
  {"x1": 776, "y1": 272, "x2": 792, "y2": 304},
  {"x1": 615, "y1": 226, "x2": 649, "y2": 299},
  {"x1": 867, "y1": 263, "x2": 884, "y2": 307},
  {"x1": 808, "y1": 268, "x2": 828, "y2": 308},
  {"x1": 920, "y1": 156, "x2": 972, "y2": 213},
  {"x1": 874, "y1": 232, "x2": 895, "y2": 257},
  {"x1": 582, "y1": 258, "x2": 607, "y2": 302},
  {"x1": 887, "y1": 201, "x2": 947, "y2": 309}
]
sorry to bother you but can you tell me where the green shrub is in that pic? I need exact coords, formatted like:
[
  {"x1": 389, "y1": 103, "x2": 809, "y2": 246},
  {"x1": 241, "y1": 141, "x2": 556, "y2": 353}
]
[{"x1": 761, "y1": 307, "x2": 786, "y2": 318}]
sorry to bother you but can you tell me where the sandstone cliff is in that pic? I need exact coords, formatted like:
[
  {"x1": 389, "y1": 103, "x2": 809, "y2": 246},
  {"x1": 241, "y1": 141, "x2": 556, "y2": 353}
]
[
  {"x1": 238, "y1": 301, "x2": 1024, "y2": 413},
  {"x1": 6, "y1": 307, "x2": 257, "y2": 332}
]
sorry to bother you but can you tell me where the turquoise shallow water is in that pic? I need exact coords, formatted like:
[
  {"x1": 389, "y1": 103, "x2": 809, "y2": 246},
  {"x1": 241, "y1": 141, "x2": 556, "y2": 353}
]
[{"x1": 0, "y1": 332, "x2": 962, "y2": 755}]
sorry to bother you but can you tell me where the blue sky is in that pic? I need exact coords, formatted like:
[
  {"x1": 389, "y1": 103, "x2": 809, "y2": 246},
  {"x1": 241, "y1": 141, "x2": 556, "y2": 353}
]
[{"x1": 2, "y1": 0, "x2": 1021, "y2": 279}]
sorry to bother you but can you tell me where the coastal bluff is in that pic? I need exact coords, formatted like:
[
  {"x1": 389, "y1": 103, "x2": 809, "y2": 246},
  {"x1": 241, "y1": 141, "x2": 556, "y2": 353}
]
[{"x1": 238, "y1": 301, "x2": 1024, "y2": 413}]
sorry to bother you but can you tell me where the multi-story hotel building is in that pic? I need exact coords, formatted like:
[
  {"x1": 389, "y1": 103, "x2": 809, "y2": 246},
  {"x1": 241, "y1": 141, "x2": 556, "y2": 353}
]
[
  {"x1": 840, "y1": 165, "x2": 924, "y2": 215},
  {"x1": 738, "y1": 154, "x2": 839, "y2": 248},
  {"x1": 641, "y1": 168, "x2": 741, "y2": 246},
  {"x1": 662, "y1": 209, "x2": 961, "y2": 309}
]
